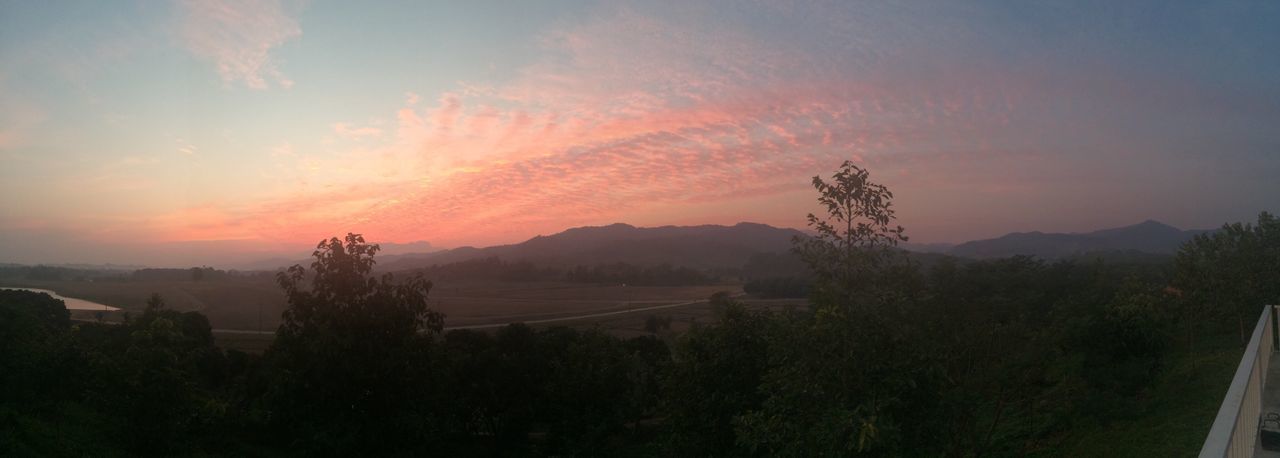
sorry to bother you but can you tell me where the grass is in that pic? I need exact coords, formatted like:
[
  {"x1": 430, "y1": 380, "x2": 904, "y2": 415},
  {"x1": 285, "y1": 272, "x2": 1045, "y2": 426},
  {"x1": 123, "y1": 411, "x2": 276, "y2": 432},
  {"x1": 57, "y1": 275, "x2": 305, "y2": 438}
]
[{"x1": 1035, "y1": 334, "x2": 1245, "y2": 457}]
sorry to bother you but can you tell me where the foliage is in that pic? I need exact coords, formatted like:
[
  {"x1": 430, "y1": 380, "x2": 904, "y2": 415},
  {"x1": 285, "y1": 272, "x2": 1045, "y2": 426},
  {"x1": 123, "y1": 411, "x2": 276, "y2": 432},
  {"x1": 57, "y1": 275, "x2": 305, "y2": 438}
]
[
  {"x1": 644, "y1": 314, "x2": 672, "y2": 333},
  {"x1": 414, "y1": 256, "x2": 717, "y2": 286},
  {"x1": 566, "y1": 262, "x2": 715, "y2": 286},
  {"x1": 434, "y1": 324, "x2": 670, "y2": 455},
  {"x1": 1174, "y1": 212, "x2": 1280, "y2": 339},
  {"x1": 0, "y1": 290, "x2": 74, "y2": 412},
  {"x1": 0, "y1": 289, "x2": 237, "y2": 456},
  {"x1": 722, "y1": 162, "x2": 937, "y2": 455},
  {"x1": 264, "y1": 233, "x2": 445, "y2": 454},
  {"x1": 793, "y1": 160, "x2": 909, "y2": 308},
  {"x1": 743, "y1": 275, "x2": 809, "y2": 298},
  {"x1": 133, "y1": 267, "x2": 229, "y2": 282},
  {"x1": 417, "y1": 256, "x2": 560, "y2": 282},
  {"x1": 662, "y1": 293, "x2": 774, "y2": 457},
  {"x1": 0, "y1": 166, "x2": 1271, "y2": 457}
]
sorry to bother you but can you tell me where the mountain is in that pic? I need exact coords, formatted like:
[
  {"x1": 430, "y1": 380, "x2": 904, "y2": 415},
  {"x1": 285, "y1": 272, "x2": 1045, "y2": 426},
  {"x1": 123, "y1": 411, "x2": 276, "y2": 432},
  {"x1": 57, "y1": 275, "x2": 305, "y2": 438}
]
[
  {"x1": 376, "y1": 240, "x2": 438, "y2": 256},
  {"x1": 378, "y1": 222, "x2": 807, "y2": 271},
  {"x1": 947, "y1": 220, "x2": 1212, "y2": 259},
  {"x1": 900, "y1": 242, "x2": 955, "y2": 254},
  {"x1": 238, "y1": 219, "x2": 1211, "y2": 273}
]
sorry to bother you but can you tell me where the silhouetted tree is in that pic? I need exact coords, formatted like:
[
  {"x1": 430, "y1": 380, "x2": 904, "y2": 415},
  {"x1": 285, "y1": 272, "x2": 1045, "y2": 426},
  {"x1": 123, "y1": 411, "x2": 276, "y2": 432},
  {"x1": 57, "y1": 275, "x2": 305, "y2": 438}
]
[
  {"x1": 644, "y1": 314, "x2": 672, "y2": 334},
  {"x1": 793, "y1": 160, "x2": 910, "y2": 310},
  {"x1": 662, "y1": 293, "x2": 773, "y2": 456},
  {"x1": 732, "y1": 162, "x2": 947, "y2": 455},
  {"x1": 265, "y1": 233, "x2": 445, "y2": 454},
  {"x1": 1174, "y1": 212, "x2": 1280, "y2": 344}
]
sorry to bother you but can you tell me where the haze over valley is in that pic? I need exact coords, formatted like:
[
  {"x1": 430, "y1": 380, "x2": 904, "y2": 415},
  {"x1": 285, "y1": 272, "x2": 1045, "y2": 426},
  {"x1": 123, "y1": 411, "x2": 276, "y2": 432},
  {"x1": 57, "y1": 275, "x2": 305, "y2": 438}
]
[{"x1": 2, "y1": 1, "x2": 1278, "y2": 456}]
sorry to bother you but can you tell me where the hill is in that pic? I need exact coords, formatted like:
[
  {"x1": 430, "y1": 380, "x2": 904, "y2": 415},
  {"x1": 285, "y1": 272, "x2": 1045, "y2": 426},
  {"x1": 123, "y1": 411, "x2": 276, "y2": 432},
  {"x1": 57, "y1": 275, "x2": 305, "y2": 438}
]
[
  {"x1": 378, "y1": 222, "x2": 807, "y2": 271},
  {"x1": 947, "y1": 220, "x2": 1211, "y2": 259}
]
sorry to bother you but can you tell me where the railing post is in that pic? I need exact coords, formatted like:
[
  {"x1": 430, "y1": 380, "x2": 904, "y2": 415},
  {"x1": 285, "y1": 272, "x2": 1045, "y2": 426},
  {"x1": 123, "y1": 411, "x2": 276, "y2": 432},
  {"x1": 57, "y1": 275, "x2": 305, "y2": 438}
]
[{"x1": 1264, "y1": 305, "x2": 1274, "y2": 353}]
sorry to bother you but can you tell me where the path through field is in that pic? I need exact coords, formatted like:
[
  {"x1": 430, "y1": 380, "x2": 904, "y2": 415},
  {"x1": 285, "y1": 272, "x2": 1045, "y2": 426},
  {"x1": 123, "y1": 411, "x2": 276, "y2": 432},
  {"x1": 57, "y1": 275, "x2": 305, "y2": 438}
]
[
  {"x1": 441, "y1": 295, "x2": 741, "y2": 330},
  {"x1": 206, "y1": 293, "x2": 745, "y2": 335}
]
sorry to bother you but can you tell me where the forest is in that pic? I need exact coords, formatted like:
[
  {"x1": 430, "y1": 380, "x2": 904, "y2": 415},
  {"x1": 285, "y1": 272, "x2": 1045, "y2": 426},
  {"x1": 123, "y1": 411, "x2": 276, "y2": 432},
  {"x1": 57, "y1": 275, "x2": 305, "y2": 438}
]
[{"x1": 2, "y1": 162, "x2": 1279, "y2": 456}]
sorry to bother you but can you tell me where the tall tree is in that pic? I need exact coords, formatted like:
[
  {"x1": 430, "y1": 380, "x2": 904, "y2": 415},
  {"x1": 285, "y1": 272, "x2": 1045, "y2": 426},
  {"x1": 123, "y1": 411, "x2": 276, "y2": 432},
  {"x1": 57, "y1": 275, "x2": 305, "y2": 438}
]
[
  {"x1": 793, "y1": 160, "x2": 910, "y2": 309},
  {"x1": 735, "y1": 162, "x2": 943, "y2": 456},
  {"x1": 266, "y1": 233, "x2": 445, "y2": 454},
  {"x1": 1174, "y1": 212, "x2": 1280, "y2": 342}
]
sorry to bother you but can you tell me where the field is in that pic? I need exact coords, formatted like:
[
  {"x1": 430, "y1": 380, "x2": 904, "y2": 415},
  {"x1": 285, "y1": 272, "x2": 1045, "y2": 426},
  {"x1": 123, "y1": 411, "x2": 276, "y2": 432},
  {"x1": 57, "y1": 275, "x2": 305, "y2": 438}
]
[
  {"x1": 1034, "y1": 334, "x2": 1243, "y2": 457},
  {"x1": 2, "y1": 277, "x2": 800, "y2": 352},
  {"x1": 3, "y1": 278, "x2": 286, "y2": 331}
]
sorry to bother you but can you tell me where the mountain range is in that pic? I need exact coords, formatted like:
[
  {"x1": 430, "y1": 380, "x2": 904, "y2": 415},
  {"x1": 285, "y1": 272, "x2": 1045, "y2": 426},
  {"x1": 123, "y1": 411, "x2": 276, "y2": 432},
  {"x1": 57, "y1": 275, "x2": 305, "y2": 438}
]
[
  {"x1": 234, "y1": 219, "x2": 1214, "y2": 272},
  {"x1": 376, "y1": 222, "x2": 806, "y2": 272},
  {"x1": 945, "y1": 220, "x2": 1212, "y2": 259}
]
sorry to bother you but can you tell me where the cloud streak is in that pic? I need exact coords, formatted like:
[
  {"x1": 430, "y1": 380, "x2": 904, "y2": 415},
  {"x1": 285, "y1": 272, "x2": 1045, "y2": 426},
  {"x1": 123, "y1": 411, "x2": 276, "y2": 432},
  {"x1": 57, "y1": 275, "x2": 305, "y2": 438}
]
[
  {"x1": 150, "y1": 7, "x2": 1030, "y2": 247},
  {"x1": 31, "y1": 2, "x2": 1273, "y2": 255},
  {"x1": 177, "y1": 0, "x2": 302, "y2": 89}
]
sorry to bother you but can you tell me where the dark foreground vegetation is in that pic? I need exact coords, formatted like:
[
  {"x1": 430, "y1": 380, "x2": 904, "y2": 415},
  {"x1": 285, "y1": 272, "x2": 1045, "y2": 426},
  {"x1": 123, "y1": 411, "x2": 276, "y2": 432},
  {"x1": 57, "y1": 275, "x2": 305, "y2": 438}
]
[{"x1": 3, "y1": 163, "x2": 1278, "y2": 456}]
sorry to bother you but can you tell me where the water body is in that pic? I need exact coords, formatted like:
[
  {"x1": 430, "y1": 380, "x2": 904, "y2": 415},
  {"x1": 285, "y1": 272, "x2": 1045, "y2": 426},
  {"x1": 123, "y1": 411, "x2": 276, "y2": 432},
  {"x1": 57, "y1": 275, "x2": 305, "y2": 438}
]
[{"x1": 0, "y1": 287, "x2": 121, "y2": 311}]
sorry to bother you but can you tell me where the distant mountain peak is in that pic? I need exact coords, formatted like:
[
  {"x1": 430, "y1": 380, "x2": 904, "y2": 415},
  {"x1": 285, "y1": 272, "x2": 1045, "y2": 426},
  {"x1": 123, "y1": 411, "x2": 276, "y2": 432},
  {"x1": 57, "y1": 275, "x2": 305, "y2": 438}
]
[
  {"x1": 1132, "y1": 219, "x2": 1178, "y2": 229},
  {"x1": 561, "y1": 222, "x2": 637, "y2": 233},
  {"x1": 946, "y1": 219, "x2": 1209, "y2": 259},
  {"x1": 1091, "y1": 219, "x2": 1183, "y2": 237}
]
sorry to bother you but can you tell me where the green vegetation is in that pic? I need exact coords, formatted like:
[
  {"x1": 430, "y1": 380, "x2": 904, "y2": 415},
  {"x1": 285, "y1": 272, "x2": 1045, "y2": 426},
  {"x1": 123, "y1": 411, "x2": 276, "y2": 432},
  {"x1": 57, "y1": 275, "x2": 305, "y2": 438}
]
[{"x1": 1, "y1": 162, "x2": 1276, "y2": 456}]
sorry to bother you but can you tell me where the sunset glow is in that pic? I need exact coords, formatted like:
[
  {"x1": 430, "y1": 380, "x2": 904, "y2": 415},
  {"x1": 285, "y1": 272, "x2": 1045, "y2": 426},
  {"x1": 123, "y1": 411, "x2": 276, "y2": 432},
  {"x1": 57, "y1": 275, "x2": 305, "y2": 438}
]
[{"x1": 2, "y1": 1, "x2": 1277, "y2": 266}]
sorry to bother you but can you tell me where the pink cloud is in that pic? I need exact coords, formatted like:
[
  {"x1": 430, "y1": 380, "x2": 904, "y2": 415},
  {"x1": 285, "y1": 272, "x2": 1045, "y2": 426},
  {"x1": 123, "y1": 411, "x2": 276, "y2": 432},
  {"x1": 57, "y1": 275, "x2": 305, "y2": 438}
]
[
  {"x1": 430, "y1": 93, "x2": 462, "y2": 132},
  {"x1": 177, "y1": 0, "x2": 302, "y2": 89},
  {"x1": 148, "y1": 8, "x2": 1038, "y2": 248}
]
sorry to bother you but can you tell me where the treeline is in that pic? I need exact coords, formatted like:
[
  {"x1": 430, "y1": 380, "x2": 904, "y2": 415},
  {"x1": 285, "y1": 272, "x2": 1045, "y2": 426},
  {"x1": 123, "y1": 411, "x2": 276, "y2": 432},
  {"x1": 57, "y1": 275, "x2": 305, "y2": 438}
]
[
  {"x1": 4, "y1": 226, "x2": 1268, "y2": 456},
  {"x1": 1, "y1": 288, "x2": 668, "y2": 456},
  {"x1": 1, "y1": 291, "x2": 235, "y2": 454},
  {"x1": 0, "y1": 237, "x2": 676, "y2": 456},
  {"x1": 564, "y1": 262, "x2": 712, "y2": 286},
  {"x1": 413, "y1": 257, "x2": 560, "y2": 282},
  {"x1": 3, "y1": 213, "x2": 1278, "y2": 455},
  {"x1": 3, "y1": 160, "x2": 1278, "y2": 456},
  {"x1": 741, "y1": 252, "x2": 812, "y2": 297},
  {"x1": 0, "y1": 265, "x2": 274, "y2": 283},
  {"x1": 0, "y1": 265, "x2": 130, "y2": 282},
  {"x1": 132, "y1": 266, "x2": 231, "y2": 282},
  {"x1": 414, "y1": 256, "x2": 717, "y2": 286}
]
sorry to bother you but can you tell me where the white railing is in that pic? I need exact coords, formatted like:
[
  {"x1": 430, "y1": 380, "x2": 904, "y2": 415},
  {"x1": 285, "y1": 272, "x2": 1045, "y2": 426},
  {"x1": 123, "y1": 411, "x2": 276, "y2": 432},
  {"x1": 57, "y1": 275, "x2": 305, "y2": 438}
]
[{"x1": 1201, "y1": 305, "x2": 1277, "y2": 458}]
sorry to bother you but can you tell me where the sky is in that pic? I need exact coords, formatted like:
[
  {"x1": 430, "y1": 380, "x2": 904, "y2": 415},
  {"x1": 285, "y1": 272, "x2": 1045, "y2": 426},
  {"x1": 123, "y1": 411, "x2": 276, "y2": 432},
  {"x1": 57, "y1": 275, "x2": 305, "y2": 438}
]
[{"x1": 1, "y1": 0, "x2": 1278, "y2": 267}]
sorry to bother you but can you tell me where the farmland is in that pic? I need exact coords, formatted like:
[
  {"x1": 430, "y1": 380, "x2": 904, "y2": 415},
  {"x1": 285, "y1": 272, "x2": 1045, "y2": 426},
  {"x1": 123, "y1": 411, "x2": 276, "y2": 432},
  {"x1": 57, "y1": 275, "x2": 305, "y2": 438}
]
[{"x1": 1, "y1": 276, "x2": 803, "y2": 352}]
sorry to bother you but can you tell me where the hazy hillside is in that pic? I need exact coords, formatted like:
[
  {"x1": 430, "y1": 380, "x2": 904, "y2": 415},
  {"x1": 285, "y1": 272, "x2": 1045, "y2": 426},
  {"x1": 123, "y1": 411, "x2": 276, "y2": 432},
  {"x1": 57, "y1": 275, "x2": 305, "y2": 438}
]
[
  {"x1": 227, "y1": 219, "x2": 1217, "y2": 271},
  {"x1": 947, "y1": 220, "x2": 1212, "y2": 259},
  {"x1": 379, "y1": 222, "x2": 807, "y2": 271}
]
